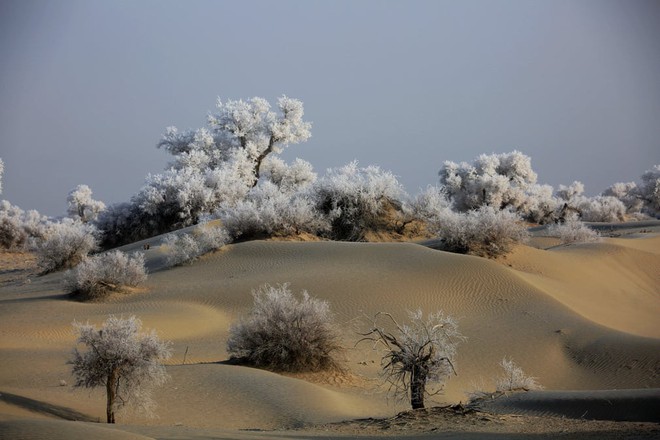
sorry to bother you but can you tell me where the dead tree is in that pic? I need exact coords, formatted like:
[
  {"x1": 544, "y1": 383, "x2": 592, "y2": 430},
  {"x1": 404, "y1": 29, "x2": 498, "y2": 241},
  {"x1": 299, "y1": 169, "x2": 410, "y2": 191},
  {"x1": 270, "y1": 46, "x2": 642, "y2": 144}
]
[{"x1": 358, "y1": 310, "x2": 464, "y2": 409}]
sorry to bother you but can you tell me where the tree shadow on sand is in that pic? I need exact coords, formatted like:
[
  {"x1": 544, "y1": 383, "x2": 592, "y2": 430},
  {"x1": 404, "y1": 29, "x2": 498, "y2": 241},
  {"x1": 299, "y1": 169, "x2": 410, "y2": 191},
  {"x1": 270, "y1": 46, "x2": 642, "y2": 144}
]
[{"x1": 0, "y1": 391, "x2": 98, "y2": 422}]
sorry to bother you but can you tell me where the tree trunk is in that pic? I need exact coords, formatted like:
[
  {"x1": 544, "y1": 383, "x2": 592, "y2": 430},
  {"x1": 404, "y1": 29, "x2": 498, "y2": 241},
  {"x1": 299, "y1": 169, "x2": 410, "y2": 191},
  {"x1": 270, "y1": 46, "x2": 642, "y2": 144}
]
[
  {"x1": 251, "y1": 135, "x2": 276, "y2": 187},
  {"x1": 106, "y1": 368, "x2": 118, "y2": 423},
  {"x1": 410, "y1": 365, "x2": 426, "y2": 409}
]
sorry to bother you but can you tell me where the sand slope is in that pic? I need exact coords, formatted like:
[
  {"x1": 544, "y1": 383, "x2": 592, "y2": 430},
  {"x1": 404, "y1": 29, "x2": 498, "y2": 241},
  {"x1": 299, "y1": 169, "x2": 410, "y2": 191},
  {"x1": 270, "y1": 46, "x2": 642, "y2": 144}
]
[{"x1": 1, "y1": 229, "x2": 659, "y2": 435}]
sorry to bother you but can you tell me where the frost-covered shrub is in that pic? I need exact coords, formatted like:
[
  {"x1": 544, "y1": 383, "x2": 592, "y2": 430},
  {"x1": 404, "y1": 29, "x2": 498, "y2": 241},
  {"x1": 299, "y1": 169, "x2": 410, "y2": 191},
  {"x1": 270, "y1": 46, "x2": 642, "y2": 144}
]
[
  {"x1": 218, "y1": 181, "x2": 329, "y2": 239},
  {"x1": 70, "y1": 316, "x2": 171, "y2": 423},
  {"x1": 34, "y1": 219, "x2": 99, "y2": 272},
  {"x1": 0, "y1": 157, "x2": 4, "y2": 194},
  {"x1": 313, "y1": 161, "x2": 406, "y2": 240},
  {"x1": 439, "y1": 151, "x2": 556, "y2": 223},
  {"x1": 578, "y1": 195, "x2": 626, "y2": 222},
  {"x1": 67, "y1": 184, "x2": 106, "y2": 223},
  {"x1": 547, "y1": 214, "x2": 600, "y2": 244},
  {"x1": 468, "y1": 357, "x2": 542, "y2": 401},
  {"x1": 409, "y1": 186, "x2": 453, "y2": 225},
  {"x1": 495, "y1": 358, "x2": 543, "y2": 392},
  {"x1": 360, "y1": 310, "x2": 465, "y2": 409},
  {"x1": 65, "y1": 250, "x2": 147, "y2": 299},
  {"x1": 227, "y1": 283, "x2": 341, "y2": 372},
  {"x1": 430, "y1": 206, "x2": 528, "y2": 257},
  {"x1": 261, "y1": 157, "x2": 317, "y2": 192},
  {"x1": 163, "y1": 222, "x2": 230, "y2": 266},
  {"x1": 0, "y1": 200, "x2": 49, "y2": 249}
]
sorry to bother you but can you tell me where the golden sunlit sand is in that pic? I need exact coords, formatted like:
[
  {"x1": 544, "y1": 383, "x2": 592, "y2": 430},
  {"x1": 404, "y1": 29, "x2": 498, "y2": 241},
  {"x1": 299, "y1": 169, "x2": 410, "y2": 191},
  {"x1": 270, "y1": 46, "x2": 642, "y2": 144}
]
[{"x1": 1, "y1": 223, "x2": 659, "y2": 439}]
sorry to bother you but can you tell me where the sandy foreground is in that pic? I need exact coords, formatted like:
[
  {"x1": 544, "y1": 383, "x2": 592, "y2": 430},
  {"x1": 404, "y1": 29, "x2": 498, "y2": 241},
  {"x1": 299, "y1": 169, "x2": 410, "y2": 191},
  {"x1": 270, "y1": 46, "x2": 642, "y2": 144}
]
[{"x1": 0, "y1": 222, "x2": 659, "y2": 439}]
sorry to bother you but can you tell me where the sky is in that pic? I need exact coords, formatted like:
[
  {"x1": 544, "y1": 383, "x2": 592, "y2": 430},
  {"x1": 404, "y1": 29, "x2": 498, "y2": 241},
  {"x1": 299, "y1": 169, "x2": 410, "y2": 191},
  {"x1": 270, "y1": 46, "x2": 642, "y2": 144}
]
[{"x1": 1, "y1": 0, "x2": 659, "y2": 216}]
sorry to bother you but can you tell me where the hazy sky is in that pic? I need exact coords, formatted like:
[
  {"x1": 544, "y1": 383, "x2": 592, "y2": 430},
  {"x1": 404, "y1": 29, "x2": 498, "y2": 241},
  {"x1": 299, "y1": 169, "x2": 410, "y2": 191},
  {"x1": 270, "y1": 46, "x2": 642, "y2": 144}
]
[{"x1": 1, "y1": 0, "x2": 659, "y2": 216}]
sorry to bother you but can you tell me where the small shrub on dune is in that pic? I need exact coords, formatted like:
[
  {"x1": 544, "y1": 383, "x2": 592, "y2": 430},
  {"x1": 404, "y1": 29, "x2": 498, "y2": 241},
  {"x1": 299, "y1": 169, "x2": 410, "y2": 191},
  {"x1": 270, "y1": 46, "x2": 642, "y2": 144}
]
[
  {"x1": 495, "y1": 357, "x2": 543, "y2": 392},
  {"x1": 34, "y1": 218, "x2": 99, "y2": 273},
  {"x1": 163, "y1": 222, "x2": 230, "y2": 266},
  {"x1": 547, "y1": 214, "x2": 600, "y2": 244},
  {"x1": 467, "y1": 357, "x2": 542, "y2": 402},
  {"x1": 65, "y1": 250, "x2": 147, "y2": 300},
  {"x1": 227, "y1": 283, "x2": 341, "y2": 372}
]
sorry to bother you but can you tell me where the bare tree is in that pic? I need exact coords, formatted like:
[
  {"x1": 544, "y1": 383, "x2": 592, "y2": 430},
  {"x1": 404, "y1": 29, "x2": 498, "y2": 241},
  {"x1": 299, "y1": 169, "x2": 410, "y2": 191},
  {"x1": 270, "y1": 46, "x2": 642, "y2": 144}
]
[
  {"x1": 69, "y1": 316, "x2": 171, "y2": 423},
  {"x1": 359, "y1": 310, "x2": 465, "y2": 410}
]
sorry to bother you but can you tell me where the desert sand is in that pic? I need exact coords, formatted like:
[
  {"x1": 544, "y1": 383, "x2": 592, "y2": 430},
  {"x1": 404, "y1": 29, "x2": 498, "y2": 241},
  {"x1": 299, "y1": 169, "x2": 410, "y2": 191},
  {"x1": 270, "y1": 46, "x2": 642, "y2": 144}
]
[{"x1": 1, "y1": 222, "x2": 659, "y2": 439}]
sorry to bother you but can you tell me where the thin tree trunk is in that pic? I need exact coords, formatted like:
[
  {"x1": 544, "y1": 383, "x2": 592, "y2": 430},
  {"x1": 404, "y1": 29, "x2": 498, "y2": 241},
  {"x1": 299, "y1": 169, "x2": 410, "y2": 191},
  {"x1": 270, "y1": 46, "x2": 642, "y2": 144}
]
[
  {"x1": 106, "y1": 368, "x2": 118, "y2": 423},
  {"x1": 251, "y1": 135, "x2": 276, "y2": 187},
  {"x1": 410, "y1": 365, "x2": 426, "y2": 409}
]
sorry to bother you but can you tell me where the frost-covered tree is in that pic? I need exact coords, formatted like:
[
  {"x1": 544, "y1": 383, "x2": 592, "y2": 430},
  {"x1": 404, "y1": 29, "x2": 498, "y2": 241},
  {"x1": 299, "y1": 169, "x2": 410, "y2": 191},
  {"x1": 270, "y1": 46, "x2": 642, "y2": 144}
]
[
  {"x1": 602, "y1": 182, "x2": 644, "y2": 214},
  {"x1": 313, "y1": 161, "x2": 406, "y2": 240},
  {"x1": 359, "y1": 310, "x2": 465, "y2": 410},
  {"x1": 159, "y1": 96, "x2": 312, "y2": 185},
  {"x1": 70, "y1": 316, "x2": 171, "y2": 423},
  {"x1": 439, "y1": 151, "x2": 556, "y2": 222},
  {"x1": 64, "y1": 250, "x2": 148, "y2": 300},
  {"x1": 98, "y1": 96, "x2": 312, "y2": 247},
  {"x1": 34, "y1": 218, "x2": 99, "y2": 272},
  {"x1": 639, "y1": 165, "x2": 660, "y2": 218},
  {"x1": 67, "y1": 184, "x2": 106, "y2": 223},
  {"x1": 227, "y1": 283, "x2": 341, "y2": 372}
]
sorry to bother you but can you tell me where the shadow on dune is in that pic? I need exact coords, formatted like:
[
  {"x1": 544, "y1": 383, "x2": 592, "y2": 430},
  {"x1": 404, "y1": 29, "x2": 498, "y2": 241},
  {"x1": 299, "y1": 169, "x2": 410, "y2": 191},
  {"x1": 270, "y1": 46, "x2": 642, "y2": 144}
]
[
  {"x1": 475, "y1": 389, "x2": 660, "y2": 423},
  {"x1": 0, "y1": 390, "x2": 98, "y2": 422}
]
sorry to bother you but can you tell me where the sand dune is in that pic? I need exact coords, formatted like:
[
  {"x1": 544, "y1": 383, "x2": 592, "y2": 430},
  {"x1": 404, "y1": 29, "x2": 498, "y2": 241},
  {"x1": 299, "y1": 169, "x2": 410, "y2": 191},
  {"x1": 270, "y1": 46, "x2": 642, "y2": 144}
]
[{"x1": 1, "y1": 226, "x2": 659, "y2": 438}]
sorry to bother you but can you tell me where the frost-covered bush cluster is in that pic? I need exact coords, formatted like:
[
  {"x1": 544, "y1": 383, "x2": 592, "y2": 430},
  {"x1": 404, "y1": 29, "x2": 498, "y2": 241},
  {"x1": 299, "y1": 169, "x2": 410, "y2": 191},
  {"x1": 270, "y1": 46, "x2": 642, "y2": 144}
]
[
  {"x1": 425, "y1": 206, "x2": 529, "y2": 258},
  {"x1": 227, "y1": 283, "x2": 341, "y2": 372},
  {"x1": 556, "y1": 181, "x2": 626, "y2": 222},
  {"x1": 34, "y1": 219, "x2": 99, "y2": 273},
  {"x1": 440, "y1": 151, "x2": 557, "y2": 223},
  {"x1": 313, "y1": 161, "x2": 406, "y2": 240},
  {"x1": 163, "y1": 221, "x2": 230, "y2": 266},
  {"x1": 439, "y1": 151, "x2": 659, "y2": 222},
  {"x1": 0, "y1": 200, "x2": 49, "y2": 250},
  {"x1": 70, "y1": 316, "x2": 171, "y2": 423},
  {"x1": 360, "y1": 310, "x2": 465, "y2": 409},
  {"x1": 218, "y1": 181, "x2": 329, "y2": 240},
  {"x1": 64, "y1": 250, "x2": 147, "y2": 299}
]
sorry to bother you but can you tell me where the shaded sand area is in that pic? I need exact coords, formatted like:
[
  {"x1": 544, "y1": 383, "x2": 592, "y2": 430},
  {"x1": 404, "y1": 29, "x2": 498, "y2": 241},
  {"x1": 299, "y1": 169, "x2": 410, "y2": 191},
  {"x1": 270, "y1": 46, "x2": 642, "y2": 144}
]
[{"x1": 0, "y1": 222, "x2": 659, "y2": 438}]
